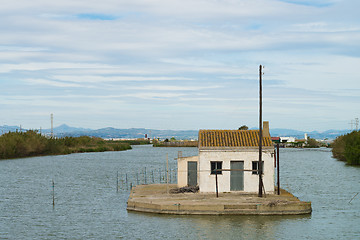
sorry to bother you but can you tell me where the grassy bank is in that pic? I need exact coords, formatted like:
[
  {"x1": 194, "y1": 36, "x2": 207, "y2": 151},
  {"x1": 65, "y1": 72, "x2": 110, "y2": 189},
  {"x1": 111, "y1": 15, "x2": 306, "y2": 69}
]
[{"x1": 0, "y1": 130, "x2": 150, "y2": 160}]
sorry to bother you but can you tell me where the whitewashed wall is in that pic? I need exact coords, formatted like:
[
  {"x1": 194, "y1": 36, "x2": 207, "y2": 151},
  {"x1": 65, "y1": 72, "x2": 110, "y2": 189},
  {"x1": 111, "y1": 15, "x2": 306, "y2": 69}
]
[
  {"x1": 177, "y1": 156, "x2": 199, "y2": 188},
  {"x1": 198, "y1": 148, "x2": 274, "y2": 194}
]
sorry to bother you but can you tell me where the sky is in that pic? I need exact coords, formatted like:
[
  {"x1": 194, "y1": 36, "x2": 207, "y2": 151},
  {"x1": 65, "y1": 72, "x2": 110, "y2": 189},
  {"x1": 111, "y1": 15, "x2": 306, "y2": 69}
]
[{"x1": 1, "y1": 0, "x2": 360, "y2": 131}]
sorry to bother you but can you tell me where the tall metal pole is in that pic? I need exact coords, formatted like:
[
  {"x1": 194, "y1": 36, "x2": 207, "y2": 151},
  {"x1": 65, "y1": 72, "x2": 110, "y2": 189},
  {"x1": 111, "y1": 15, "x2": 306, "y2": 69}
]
[
  {"x1": 277, "y1": 143, "x2": 280, "y2": 195},
  {"x1": 258, "y1": 65, "x2": 263, "y2": 197},
  {"x1": 215, "y1": 170, "x2": 219, "y2": 198}
]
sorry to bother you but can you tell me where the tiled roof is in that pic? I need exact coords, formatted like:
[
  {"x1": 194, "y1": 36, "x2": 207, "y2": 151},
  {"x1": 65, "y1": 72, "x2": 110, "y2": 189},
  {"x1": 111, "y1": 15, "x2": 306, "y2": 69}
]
[{"x1": 198, "y1": 130, "x2": 273, "y2": 148}]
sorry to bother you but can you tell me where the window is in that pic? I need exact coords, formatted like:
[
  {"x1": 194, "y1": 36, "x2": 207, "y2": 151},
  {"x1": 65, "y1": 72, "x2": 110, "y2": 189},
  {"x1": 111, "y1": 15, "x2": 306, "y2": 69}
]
[
  {"x1": 252, "y1": 161, "x2": 263, "y2": 175},
  {"x1": 211, "y1": 161, "x2": 222, "y2": 175}
]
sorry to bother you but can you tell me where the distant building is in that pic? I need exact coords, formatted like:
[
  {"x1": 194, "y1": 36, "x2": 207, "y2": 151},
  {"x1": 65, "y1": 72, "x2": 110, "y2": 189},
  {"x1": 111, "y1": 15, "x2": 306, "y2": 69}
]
[
  {"x1": 177, "y1": 121, "x2": 275, "y2": 194},
  {"x1": 279, "y1": 137, "x2": 296, "y2": 143}
]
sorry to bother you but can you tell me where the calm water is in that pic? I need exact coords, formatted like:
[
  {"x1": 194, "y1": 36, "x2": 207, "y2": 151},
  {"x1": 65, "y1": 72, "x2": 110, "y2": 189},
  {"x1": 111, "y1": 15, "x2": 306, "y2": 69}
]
[{"x1": 0, "y1": 146, "x2": 359, "y2": 239}]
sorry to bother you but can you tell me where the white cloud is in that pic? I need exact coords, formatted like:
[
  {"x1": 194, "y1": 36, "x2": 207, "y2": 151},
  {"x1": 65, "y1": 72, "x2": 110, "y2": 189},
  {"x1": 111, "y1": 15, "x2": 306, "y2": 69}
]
[
  {"x1": 125, "y1": 85, "x2": 221, "y2": 91},
  {"x1": 1, "y1": 0, "x2": 359, "y2": 131},
  {"x1": 24, "y1": 78, "x2": 85, "y2": 88},
  {"x1": 124, "y1": 92, "x2": 186, "y2": 100},
  {"x1": 52, "y1": 75, "x2": 193, "y2": 83},
  {"x1": 0, "y1": 62, "x2": 118, "y2": 73}
]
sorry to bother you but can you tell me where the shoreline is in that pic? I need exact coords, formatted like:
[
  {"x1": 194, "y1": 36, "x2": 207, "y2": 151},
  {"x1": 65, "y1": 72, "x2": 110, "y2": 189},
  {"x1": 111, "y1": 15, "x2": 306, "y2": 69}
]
[{"x1": 127, "y1": 184, "x2": 312, "y2": 215}]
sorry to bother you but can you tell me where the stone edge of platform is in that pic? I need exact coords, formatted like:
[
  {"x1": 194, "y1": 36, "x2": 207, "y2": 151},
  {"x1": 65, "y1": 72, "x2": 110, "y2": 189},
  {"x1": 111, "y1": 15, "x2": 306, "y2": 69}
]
[{"x1": 126, "y1": 185, "x2": 312, "y2": 215}]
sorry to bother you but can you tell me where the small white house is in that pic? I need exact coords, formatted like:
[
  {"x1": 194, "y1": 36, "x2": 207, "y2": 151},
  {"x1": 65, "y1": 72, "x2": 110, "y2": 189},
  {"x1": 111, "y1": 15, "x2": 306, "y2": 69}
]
[{"x1": 178, "y1": 121, "x2": 275, "y2": 194}]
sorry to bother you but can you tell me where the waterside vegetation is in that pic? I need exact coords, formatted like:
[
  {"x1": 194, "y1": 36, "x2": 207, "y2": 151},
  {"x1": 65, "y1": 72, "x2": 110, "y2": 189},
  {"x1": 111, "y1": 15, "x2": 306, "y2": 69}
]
[
  {"x1": 0, "y1": 130, "x2": 149, "y2": 160},
  {"x1": 153, "y1": 138, "x2": 198, "y2": 147},
  {"x1": 331, "y1": 130, "x2": 360, "y2": 165},
  {"x1": 273, "y1": 137, "x2": 326, "y2": 148}
]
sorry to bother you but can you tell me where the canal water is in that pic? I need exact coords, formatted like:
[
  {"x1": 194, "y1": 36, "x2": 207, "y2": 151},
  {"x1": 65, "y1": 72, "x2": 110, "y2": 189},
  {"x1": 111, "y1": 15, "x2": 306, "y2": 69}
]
[{"x1": 0, "y1": 145, "x2": 359, "y2": 239}]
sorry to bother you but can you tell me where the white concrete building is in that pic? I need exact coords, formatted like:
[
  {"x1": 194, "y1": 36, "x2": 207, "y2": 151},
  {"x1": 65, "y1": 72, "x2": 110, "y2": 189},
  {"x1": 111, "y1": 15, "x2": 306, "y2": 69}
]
[
  {"x1": 177, "y1": 121, "x2": 275, "y2": 194},
  {"x1": 280, "y1": 137, "x2": 296, "y2": 143}
]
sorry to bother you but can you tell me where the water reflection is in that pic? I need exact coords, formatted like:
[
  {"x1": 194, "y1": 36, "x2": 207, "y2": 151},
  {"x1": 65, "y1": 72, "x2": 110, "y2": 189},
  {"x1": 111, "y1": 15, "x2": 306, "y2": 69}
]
[{"x1": 128, "y1": 211, "x2": 311, "y2": 239}]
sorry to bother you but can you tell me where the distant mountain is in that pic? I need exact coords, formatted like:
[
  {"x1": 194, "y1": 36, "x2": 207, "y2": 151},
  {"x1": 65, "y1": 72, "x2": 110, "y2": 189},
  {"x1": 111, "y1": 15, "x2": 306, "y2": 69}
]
[
  {"x1": 42, "y1": 124, "x2": 92, "y2": 135},
  {"x1": 0, "y1": 124, "x2": 352, "y2": 140},
  {"x1": 0, "y1": 125, "x2": 22, "y2": 134},
  {"x1": 65, "y1": 128, "x2": 198, "y2": 140}
]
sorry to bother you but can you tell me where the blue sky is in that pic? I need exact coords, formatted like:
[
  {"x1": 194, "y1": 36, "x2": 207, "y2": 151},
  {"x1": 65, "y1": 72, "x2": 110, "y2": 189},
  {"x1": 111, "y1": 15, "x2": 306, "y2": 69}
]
[{"x1": 1, "y1": 0, "x2": 359, "y2": 131}]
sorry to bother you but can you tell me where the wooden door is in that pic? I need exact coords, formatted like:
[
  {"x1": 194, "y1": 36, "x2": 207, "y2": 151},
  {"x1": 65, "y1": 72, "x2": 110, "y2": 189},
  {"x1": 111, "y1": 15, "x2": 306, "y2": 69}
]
[
  {"x1": 187, "y1": 161, "x2": 197, "y2": 187},
  {"x1": 230, "y1": 161, "x2": 244, "y2": 191}
]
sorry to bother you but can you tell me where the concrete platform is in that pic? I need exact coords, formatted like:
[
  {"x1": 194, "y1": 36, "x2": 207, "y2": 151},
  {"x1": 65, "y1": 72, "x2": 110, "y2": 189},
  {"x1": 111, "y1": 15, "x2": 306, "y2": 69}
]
[{"x1": 127, "y1": 184, "x2": 312, "y2": 215}]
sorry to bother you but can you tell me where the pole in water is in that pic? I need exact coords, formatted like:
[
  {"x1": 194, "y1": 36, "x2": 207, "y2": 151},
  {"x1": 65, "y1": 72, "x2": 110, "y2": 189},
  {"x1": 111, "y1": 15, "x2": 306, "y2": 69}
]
[
  {"x1": 52, "y1": 179, "x2": 55, "y2": 208},
  {"x1": 166, "y1": 153, "x2": 169, "y2": 194},
  {"x1": 144, "y1": 167, "x2": 147, "y2": 185},
  {"x1": 169, "y1": 168, "x2": 172, "y2": 184},
  {"x1": 349, "y1": 192, "x2": 359, "y2": 204},
  {"x1": 126, "y1": 173, "x2": 128, "y2": 190},
  {"x1": 175, "y1": 169, "x2": 177, "y2": 183},
  {"x1": 121, "y1": 173, "x2": 124, "y2": 190},
  {"x1": 116, "y1": 171, "x2": 119, "y2": 193},
  {"x1": 159, "y1": 168, "x2": 161, "y2": 183}
]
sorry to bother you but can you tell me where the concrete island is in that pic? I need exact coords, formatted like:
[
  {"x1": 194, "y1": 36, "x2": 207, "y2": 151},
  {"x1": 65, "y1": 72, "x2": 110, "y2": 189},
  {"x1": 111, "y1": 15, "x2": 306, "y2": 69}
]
[
  {"x1": 127, "y1": 184, "x2": 312, "y2": 215},
  {"x1": 128, "y1": 123, "x2": 312, "y2": 215}
]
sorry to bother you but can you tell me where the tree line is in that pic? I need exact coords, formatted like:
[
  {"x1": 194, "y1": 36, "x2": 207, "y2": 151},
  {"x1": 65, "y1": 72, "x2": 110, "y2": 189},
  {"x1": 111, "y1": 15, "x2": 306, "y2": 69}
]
[{"x1": 331, "y1": 130, "x2": 360, "y2": 165}]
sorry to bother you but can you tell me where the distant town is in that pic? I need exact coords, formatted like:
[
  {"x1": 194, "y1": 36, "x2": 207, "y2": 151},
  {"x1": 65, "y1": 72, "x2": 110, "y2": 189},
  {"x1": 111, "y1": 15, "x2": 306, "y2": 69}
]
[{"x1": 0, "y1": 124, "x2": 354, "y2": 142}]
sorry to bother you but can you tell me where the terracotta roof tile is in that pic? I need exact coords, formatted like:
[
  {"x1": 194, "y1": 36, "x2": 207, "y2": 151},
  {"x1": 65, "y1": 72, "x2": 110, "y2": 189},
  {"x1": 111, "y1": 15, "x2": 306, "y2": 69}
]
[{"x1": 199, "y1": 130, "x2": 273, "y2": 148}]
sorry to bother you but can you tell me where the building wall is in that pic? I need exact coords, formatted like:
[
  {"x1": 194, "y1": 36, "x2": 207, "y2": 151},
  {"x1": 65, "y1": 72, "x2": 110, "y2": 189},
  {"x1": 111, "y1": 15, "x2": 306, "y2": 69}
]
[
  {"x1": 198, "y1": 148, "x2": 274, "y2": 194},
  {"x1": 177, "y1": 156, "x2": 199, "y2": 188}
]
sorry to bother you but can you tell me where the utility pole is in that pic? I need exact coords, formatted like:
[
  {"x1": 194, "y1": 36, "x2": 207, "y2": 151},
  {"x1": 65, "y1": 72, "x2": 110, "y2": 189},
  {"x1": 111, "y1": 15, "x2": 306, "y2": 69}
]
[
  {"x1": 258, "y1": 65, "x2": 263, "y2": 198},
  {"x1": 349, "y1": 120, "x2": 354, "y2": 131},
  {"x1": 51, "y1": 113, "x2": 54, "y2": 138},
  {"x1": 355, "y1": 118, "x2": 359, "y2": 131}
]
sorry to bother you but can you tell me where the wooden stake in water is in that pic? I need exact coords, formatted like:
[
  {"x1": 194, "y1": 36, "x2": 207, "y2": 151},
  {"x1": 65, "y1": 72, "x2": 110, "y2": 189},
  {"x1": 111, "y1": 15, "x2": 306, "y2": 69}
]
[
  {"x1": 349, "y1": 192, "x2": 359, "y2": 204},
  {"x1": 169, "y1": 168, "x2": 172, "y2": 184},
  {"x1": 116, "y1": 171, "x2": 119, "y2": 193},
  {"x1": 125, "y1": 173, "x2": 128, "y2": 190},
  {"x1": 166, "y1": 153, "x2": 169, "y2": 194},
  {"x1": 159, "y1": 168, "x2": 161, "y2": 183},
  {"x1": 52, "y1": 179, "x2": 55, "y2": 208},
  {"x1": 144, "y1": 167, "x2": 147, "y2": 185}
]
